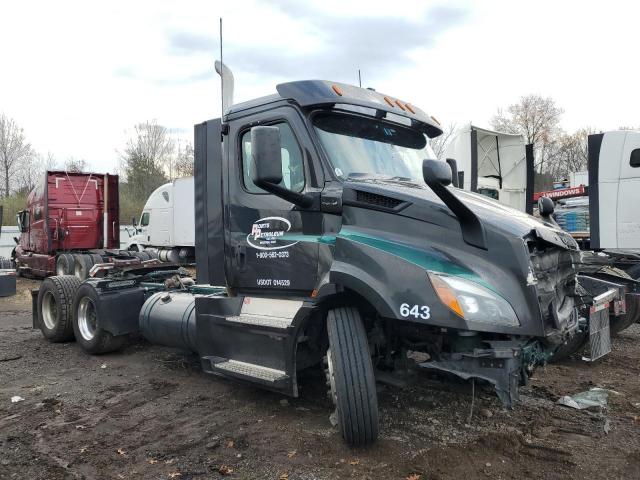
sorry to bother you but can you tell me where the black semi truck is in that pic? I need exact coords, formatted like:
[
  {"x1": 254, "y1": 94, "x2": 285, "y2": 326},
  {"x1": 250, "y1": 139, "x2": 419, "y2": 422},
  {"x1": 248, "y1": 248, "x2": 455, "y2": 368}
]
[{"x1": 33, "y1": 76, "x2": 622, "y2": 445}]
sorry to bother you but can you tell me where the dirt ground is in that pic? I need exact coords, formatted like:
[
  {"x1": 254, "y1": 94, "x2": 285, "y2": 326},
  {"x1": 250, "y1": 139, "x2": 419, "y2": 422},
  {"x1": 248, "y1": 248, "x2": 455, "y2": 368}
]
[{"x1": 1, "y1": 277, "x2": 640, "y2": 480}]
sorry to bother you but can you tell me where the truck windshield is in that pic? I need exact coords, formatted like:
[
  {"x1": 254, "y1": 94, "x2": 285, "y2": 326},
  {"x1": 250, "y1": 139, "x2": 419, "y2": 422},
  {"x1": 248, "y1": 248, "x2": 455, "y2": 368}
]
[{"x1": 313, "y1": 112, "x2": 437, "y2": 182}]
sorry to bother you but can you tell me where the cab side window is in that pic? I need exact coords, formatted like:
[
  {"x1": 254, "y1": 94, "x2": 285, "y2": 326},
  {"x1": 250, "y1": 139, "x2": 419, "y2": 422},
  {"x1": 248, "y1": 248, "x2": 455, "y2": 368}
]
[
  {"x1": 140, "y1": 212, "x2": 150, "y2": 226},
  {"x1": 18, "y1": 211, "x2": 30, "y2": 232},
  {"x1": 631, "y1": 149, "x2": 640, "y2": 168},
  {"x1": 241, "y1": 122, "x2": 305, "y2": 194}
]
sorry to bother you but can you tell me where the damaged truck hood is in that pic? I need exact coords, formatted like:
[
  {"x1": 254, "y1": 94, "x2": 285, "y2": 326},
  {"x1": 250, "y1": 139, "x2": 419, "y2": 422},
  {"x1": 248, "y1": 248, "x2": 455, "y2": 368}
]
[{"x1": 343, "y1": 177, "x2": 578, "y2": 251}]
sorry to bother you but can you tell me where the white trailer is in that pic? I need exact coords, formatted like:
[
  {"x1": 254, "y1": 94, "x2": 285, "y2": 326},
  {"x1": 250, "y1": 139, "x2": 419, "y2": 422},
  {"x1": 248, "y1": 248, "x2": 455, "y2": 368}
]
[
  {"x1": 444, "y1": 124, "x2": 534, "y2": 214},
  {"x1": 126, "y1": 177, "x2": 195, "y2": 263}
]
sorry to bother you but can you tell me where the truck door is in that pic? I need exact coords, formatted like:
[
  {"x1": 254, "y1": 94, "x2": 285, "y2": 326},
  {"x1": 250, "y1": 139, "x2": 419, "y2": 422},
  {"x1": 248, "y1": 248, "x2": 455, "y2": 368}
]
[
  {"x1": 617, "y1": 132, "x2": 640, "y2": 247},
  {"x1": 226, "y1": 106, "x2": 323, "y2": 293}
]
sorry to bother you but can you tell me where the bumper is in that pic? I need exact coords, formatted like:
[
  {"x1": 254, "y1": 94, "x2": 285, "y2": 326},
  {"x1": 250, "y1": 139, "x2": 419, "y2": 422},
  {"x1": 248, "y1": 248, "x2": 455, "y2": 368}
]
[{"x1": 418, "y1": 340, "x2": 541, "y2": 407}]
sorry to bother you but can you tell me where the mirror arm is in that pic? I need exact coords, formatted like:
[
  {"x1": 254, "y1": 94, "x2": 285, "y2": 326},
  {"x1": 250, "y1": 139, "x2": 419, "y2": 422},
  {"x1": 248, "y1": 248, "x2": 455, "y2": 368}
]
[
  {"x1": 255, "y1": 180, "x2": 314, "y2": 208},
  {"x1": 426, "y1": 178, "x2": 487, "y2": 250}
]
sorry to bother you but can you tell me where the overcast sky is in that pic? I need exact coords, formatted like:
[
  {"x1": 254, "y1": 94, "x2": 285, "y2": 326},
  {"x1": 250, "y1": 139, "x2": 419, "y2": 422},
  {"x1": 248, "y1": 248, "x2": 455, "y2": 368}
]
[{"x1": 1, "y1": 0, "x2": 638, "y2": 172}]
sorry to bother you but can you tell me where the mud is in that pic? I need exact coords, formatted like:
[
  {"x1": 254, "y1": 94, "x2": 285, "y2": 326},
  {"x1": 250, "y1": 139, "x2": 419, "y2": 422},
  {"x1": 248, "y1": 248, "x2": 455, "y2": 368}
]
[{"x1": 1, "y1": 276, "x2": 639, "y2": 479}]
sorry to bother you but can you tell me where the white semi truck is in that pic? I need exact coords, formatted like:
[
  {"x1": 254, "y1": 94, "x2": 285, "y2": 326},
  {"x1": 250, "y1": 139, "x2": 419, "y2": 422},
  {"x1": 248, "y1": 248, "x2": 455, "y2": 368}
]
[{"x1": 125, "y1": 177, "x2": 195, "y2": 263}]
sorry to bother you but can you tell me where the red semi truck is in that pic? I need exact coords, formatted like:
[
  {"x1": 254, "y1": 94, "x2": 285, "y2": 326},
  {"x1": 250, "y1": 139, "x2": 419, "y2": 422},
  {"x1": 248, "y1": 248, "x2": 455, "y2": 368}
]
[{"x1": 12, "y1": 171, "x2": 151, "y2": 278}]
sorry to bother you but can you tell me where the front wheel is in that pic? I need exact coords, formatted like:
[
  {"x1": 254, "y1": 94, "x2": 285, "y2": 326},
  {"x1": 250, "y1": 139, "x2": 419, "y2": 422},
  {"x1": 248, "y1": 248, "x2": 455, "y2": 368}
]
[
  {"x1": 326, "y1": 307, "x2": 378, "y2": 446},
  {"x1": 611, "y1": 294, "x2": 640, "y2": 334},
  {"x1": 72, "y1": 284, "x2": 126, "y2": 354},
  {"x1": 550, "y1": 330, "x2": 588, "y2": 362}
]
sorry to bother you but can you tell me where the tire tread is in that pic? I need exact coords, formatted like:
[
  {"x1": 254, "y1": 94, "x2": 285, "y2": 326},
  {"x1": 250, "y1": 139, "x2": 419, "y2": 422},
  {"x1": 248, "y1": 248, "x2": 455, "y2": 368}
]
[{"x1": 327, "y1": 307, "x2": 378, "y2": 445}]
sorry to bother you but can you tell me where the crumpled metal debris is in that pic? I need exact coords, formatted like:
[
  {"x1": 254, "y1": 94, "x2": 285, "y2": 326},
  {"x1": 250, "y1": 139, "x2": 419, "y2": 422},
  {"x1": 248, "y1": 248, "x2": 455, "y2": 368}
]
[{"x1": 557, "y1": 387, "x2": 618, "y2": 409}]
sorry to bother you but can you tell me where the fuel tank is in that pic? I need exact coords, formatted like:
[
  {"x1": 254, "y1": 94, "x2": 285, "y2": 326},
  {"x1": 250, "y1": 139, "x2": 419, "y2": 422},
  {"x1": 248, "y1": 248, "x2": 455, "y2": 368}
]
[{"x1": 139, "y1": 291, "x2": 198, "y2": 352}]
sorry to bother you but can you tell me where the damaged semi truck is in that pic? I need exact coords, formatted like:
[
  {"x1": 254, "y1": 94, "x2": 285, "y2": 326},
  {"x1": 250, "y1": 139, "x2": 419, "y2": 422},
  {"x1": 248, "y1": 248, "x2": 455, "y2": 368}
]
[{"x1": 34, "y1": 72, "x2": 621, "y2": 445}]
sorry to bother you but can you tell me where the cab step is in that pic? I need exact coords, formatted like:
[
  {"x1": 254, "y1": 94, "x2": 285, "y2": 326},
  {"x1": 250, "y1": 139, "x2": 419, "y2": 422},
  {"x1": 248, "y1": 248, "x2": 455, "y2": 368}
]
[
  {"x1": 225, "y1": 314, "x2": 292, "y2": 329},
  {"x1": 196, "y1": 295, "x2": 315, "y2": 396},
  {"x1": 206, "y1": 357, "x2": 289, "y2": 383}
]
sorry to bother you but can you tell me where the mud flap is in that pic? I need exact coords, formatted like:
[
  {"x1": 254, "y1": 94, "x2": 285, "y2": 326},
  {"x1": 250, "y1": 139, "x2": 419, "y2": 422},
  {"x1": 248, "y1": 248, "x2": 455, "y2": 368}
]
[
  {"x1": 583, "y1": 288, "x2": 618, "y2": 362},
  {"x1": 419, "y1": 347, "x2": 523, "y2": 407}
]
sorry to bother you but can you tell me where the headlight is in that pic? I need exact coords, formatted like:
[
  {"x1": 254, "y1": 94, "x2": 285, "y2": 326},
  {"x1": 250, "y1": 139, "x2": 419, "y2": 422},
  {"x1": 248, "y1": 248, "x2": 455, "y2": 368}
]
[{"x1": 427, "y1": 272, "x2": 520, "y2": 327}]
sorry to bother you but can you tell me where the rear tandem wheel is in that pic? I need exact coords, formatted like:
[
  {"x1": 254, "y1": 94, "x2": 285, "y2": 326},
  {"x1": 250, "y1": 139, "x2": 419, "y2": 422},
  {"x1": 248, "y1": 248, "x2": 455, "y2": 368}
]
[
  {"x1": 37, "y1": 275, "x2": 82, "y2": 342},
  {"x1": 72, "y1": 283, "x2": 126, "y2": 354}
]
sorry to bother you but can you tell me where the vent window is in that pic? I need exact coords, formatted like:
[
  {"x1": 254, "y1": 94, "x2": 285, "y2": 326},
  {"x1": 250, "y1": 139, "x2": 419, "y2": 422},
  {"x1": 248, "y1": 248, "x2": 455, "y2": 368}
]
[
  {"x1": 631, "y1": 148, "x2": 640, "y2": 168},
  {"x1": 355, "y1": 190, "x2": 403, "y2": 209}
]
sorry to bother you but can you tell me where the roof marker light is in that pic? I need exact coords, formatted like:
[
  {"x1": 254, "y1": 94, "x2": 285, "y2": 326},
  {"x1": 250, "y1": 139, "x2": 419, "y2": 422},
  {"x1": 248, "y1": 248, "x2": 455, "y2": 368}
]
[
  {"x1": 332, "y1": 84, "x2": 343, "y2": 96},
  {"x1": 395, "y1": 99, "x2": 406, "y2": 111},
  {"x1": 430, "y1": 115, "x2": 441, "y2": 125},
  {"x1": 405, "y1": 103, "x2": 416, "y2": 114},
  {"x1": 383, "y1": 96, "x2": 395, "y2": 107}
]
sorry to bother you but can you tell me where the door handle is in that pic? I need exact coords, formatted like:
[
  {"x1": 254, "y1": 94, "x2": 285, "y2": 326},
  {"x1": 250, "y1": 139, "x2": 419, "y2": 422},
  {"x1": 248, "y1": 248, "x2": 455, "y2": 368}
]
[{"x1": 236, "y1": 245, "x2": 246, "y2": 269}]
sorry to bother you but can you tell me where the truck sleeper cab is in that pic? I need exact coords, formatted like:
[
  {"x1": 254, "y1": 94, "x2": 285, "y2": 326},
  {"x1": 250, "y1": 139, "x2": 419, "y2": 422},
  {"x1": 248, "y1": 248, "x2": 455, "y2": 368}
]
[
  {"x1": 12, "y1": 171, "x2": 141, "y2": 279},
  {"x1": 36, "y1": 80, "x2": 592, "y2": 446}
]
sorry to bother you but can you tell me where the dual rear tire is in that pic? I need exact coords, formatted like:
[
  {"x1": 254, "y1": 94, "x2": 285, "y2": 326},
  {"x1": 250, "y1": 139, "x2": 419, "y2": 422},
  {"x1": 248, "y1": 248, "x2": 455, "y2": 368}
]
[
  {"x1": 37, "y1": 275, "x2": 125, "y2": 354},
  {"x1": 71, "y1": 284, "x2": 126, "y2": 354}
]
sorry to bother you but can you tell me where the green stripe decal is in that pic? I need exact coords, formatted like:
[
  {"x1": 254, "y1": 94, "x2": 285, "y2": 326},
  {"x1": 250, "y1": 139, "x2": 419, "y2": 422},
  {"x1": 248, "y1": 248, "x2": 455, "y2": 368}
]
[
  {"x1": 338, "y1": 228, "x2": 496, "y2": 292},
  {"x1": 279, "y1": 228, "x2": 497, "y2": 293}
]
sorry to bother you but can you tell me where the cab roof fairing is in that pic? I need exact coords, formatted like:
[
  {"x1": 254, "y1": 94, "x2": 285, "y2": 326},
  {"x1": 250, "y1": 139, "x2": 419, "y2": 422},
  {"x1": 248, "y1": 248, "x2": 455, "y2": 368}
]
[{"x1": 224, "y1": 80, "x2": 443, "y2": 138}]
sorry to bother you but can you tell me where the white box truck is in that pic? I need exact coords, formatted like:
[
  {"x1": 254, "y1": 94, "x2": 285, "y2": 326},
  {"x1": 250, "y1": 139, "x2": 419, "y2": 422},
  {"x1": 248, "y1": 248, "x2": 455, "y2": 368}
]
[{"x1": 125, "y1": 177, "x2": 195, "y2": 263}]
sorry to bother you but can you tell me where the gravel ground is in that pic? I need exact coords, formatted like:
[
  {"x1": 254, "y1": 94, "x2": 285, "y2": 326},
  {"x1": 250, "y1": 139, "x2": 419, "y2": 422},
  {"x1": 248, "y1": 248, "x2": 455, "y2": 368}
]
[{"x1": 1, "y1": 276, "x2": 640, "y2": 480}]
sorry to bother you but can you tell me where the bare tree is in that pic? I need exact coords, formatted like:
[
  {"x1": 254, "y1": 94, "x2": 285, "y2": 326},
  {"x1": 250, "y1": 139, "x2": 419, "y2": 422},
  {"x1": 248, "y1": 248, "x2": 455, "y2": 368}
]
[
  {"x1": 65, "y1": 157, "x2": 88, "y2": 172},
  {"x1": 430, "y1": 122, "x2": 457, "y2": 161},
  {"x1": 0, "y1": 113, "x2": 34, "y2": 197},
  {"x1": 545, "y1": 127, "x2": 596, "y2": 180},
  {"x1": 119, "y1": 120, "x2": 173, "y2": 202},
  {"x1": 491, "y1": 95, "x2": 563, "y2": 173},
  {"x1": 43, "y1": 152, "x2": 58, "y2": 170},
  {"x1": 175, "y1": 141, "x2": 194, "y2": 178}
]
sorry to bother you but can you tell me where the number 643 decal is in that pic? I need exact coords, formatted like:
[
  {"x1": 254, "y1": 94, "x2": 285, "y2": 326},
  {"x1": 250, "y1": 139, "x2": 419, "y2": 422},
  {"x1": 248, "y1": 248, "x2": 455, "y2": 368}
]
[{"x1": 399, "y1": 303, "x2": 431, "y2": 320}]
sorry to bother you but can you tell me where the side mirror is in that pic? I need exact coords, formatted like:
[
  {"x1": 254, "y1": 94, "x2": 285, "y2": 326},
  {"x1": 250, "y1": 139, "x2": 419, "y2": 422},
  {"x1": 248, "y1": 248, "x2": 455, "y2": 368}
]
[
  {"x1": 538, "y1": 196, "x2": 555, "y2": 217},
  {"x1": 251, "y1": 126, "x2": 283, "y2": 186},
  {"x1": 249, "y1": 125, "x2": 313, "y2": 208},
  {"x1": 132, "y1": 217, "x2": 137, "y2": 227},
  {"x1": 422, "y1": 159, "x2": 452, "y2": 187}
]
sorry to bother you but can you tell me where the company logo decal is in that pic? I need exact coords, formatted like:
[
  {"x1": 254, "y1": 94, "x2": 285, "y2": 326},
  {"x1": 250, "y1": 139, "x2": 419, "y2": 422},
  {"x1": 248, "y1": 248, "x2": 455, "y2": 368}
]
[{"x1": 247, "y1": 216, "x2": 298, "y2": 251}]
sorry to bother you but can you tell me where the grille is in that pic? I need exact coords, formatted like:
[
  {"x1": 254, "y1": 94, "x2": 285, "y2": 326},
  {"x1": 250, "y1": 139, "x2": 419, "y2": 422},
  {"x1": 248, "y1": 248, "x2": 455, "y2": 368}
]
[{"x1": 355, "y1": 190, "x2": 403, "y2": 209}]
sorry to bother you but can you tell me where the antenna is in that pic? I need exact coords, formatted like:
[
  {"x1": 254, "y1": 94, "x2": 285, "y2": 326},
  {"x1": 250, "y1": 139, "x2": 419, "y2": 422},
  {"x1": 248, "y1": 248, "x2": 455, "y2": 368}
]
[
  {"x1": 219, "y1": 17, "x2": 223, "y2": 117},
  {"x1": 358, "y1": 69, "x2": 362, "y2": 88}
]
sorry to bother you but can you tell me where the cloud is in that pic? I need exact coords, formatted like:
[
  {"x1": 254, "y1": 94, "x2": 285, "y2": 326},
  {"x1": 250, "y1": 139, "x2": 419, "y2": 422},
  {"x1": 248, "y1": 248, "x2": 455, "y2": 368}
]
[{"x1": 165, "y1": 3, "x2": 469, "y2": 84}]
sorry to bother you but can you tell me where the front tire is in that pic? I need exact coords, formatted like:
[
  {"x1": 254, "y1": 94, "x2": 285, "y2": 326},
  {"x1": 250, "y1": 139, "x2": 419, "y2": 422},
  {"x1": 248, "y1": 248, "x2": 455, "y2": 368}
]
[
  {"x1": 550, "y1": 330, "x2": 589, "y2": 362},
  {"x1": 326, "y1": 307, "x2": 378, "y2": 446},
  {"x1": 72, "y1": 284, "x2": 126, "y2": 354},
  {"x1": 37, "y1": 275, "x2": 81, "y2": 342},
  {"x1": 611, "y1": 294, "x2": 640, "y2": 334}
]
